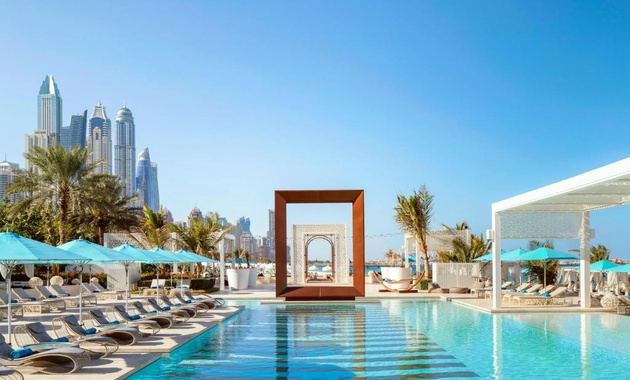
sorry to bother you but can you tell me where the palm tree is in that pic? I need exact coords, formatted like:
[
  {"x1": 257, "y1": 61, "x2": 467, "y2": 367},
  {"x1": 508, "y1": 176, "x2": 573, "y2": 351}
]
[
  {"x1": 71, "y1": 174, "x2": 140, "y2": 244},
  {"x1": 132, "y1": 205, "x2": 173, "y2": 249},
  {"x1": 7, "y1": 145, "x2": 99, "y2": 244},
  {"x1": 394, "y1": 185, "x2": 433, "y2": 277},
  {"x1": 590, "y1": 244, "x2": 611, "y2": 263},
  {"x1": 385, "y1": 249, "x2": 401, "y2": 267},
  {"x1": 171, "y1": 212, "x2": 232, "y2": 276},
  {"x1": 438, "y1": 233, "x2": 491, "y2": 263}
]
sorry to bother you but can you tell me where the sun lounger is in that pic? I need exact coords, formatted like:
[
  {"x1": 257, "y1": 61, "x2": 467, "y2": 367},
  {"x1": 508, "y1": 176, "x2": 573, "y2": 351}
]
[
  {"x1": 52, "y1": 315, "x2": 142, "y2": 346},
  {"x1": 153, "y1": 296, "x2": 197, "y2": 318},
  {"x1": 81, "y1": 283, "x2": 123, "y2": 300},
  {"x1": 11, "y1": 288, "x2": 65, "y2": 313},
  {"x1": 172, "y1": 293, "x2": 213, "y2": 312},
  {"x1": 13, "y1": 322, "x2": 118, "y2": 359},
  {"x1": 108, "y1": 304, "x2": 173, "y2": 329},
  {"x1": 616, "y1": 296, "x2": 630, "y2": 315},
  {"x1": 142, "y1": 299, "x2": 191, "y2": 322},
  {"x1": 512, "y1": 286, "x2": 570, "y2": 306},
  {"x1": 131, "y1": 301, "x2": 184, "y2": 324},
  {"x1": 371, "y1": 272, "x2": 425, "y2": 293},
  {"x1": 502, "y1": 284, "x2": 543, "y2": 303},
  {"x1": 0, "y1": 333, "x2": 90, "y2": 374},
  {"x1": 87, "y1": 309, "x2": 159, "y2": 337},
  {"x1": 48, "y1": 285, "x2": 97, "y2": 306},
  {"x1": 183, "y1": 290, "x2": 224, "y2": 307},
  {"x1": 0, "y1": 365, "x2": 23, "y2": 379}
]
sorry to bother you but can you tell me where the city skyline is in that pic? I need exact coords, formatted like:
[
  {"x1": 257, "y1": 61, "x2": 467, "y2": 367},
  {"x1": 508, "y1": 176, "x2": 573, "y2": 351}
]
[{"x1": 1, "y1": 2, "x2": 629, "y2": 260}]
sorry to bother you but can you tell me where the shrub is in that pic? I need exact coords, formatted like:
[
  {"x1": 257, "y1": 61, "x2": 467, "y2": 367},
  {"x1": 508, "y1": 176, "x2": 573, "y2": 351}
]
[
  {"x1": 418, "y1": 278, "x2": 431, "y2": 291},
  {"x1": 189, "y1": 278, "x2": 216, "y2": 291}
]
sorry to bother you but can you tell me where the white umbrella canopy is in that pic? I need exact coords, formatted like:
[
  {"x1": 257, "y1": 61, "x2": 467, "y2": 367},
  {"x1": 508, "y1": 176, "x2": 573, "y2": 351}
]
[{"x1": 0, "y1": 232, "x2": 92, "y2": 344}]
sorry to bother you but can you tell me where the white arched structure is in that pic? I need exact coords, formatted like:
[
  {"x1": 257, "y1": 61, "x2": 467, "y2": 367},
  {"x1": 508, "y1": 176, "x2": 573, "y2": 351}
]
[
  {"x1": 490, "y1": 157, "x2": 630, "y2": 309},
  {"x1": 291, "y1": 224, "x2": 348, "y2": 284}
]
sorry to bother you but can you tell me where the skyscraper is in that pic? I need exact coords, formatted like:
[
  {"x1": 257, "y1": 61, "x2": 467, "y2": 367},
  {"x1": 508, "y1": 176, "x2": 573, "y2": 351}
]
[
  {"x1": 136, "y1": 148, "x2": 160, "y2": 212},
  {"x1": 87, "y1": 103, "x2": 112, "y2": 174},
  {"x1": 37, "y1": 75, "x2": 62, "y2": 145},
  {"x1": 27, "y1": 75, "x2": 62, "y2": 173},
  {"x1": 114, "y1": 105, "x2": 136, "y2": 200},
  {"x1": 24, "y1": 130, "x2": 49, "y2": 173},
  {"x1": 61, "y1": 110, "x2": 88, "y2": 151},
  {"x1": 0, "y1": 160, "x2": 19, "y2": 204}
]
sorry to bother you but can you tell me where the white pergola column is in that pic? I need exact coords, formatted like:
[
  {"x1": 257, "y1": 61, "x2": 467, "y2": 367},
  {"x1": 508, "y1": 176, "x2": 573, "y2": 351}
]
[
  {"x1": 219, "y1": 250, "x2": 225, "y2": 291},
  {"x1": 491, "y1": 210, "x2": 502, "y2": 309},
  {"x1": 579, "y1": 211, "x2": 591, "y2": 308}
]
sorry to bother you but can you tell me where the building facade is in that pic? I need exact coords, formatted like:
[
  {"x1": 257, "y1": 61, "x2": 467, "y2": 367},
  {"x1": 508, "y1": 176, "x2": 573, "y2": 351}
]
[
  {"x1": 24, "y1": 130, "x2": 49, "y2": 173},
  {"x1": 61, "y1": 110, "x2": 87, "y2": 151},
  {"x1": 114, "y1": 105, "x2": 136, "y2": 200},
  {"x1": 136, "y1": 148, "x2": 160, "y2": 212},
  {"x1": 0, "y1": 160, "x2": 19, "y2": 203},
  {"x1": 37, "y1": 75, "x2": 62, "y2": 146},
  {"x1": 87, "y1": 103, "x2": 112, "y2": 174}
]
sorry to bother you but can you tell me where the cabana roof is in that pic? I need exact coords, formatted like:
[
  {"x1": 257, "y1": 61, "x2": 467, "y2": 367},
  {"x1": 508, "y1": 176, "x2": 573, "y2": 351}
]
[{"x1": 493, "y1": 157, "x2": 630, "y2": 213}]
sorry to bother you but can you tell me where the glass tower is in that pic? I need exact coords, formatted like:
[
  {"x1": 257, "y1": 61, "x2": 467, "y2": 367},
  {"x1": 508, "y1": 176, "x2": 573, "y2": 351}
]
[
  {"x1": 136, "y1": 148, "x2": 160, "y2": 212},
  {"x1": 87, "y1": 103, "x2": 112, "y2": 174},
  {"x1": 115, "y1": 105, "x2": 136, "y2": 200},
  {"x1": 61, "y1": 110, "x2": 87, "y2": 151},
  {"x1": 37, "y1": 75, "x2": 62, "y2": 145}
]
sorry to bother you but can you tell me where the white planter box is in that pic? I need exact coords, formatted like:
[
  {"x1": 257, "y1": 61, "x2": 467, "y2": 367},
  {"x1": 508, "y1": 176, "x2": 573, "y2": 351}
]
[
  {"x1": 227, "y1": 269, "x2": 250, "y2": 290},
  {"x1": 248, "y1": 268, "x2": 258, "y2": 288}
]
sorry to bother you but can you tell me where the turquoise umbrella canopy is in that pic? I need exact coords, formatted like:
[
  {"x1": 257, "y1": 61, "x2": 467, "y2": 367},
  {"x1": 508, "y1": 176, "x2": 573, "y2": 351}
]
[
  {"x1": 589, "y1": 260, "x2": 619, "y2": 272},
  {"x1": 502, "y1": 248, "x2": 529, "y2": 262},
  {"x1": 0, "y1": 232, "x2": 92, "y2": 343},
  {"x1": 518, "y1": 247, "x2": 578, "y2": 288},
  {"x1": 59, "y1": 238, "x2": 137, "y2": 264},
  {"x1": 609, "y1": 263, "x2": 630, "y2": 272},
  {"x1": 473, "y1": 249, "x2": 507, "y2": 262}
]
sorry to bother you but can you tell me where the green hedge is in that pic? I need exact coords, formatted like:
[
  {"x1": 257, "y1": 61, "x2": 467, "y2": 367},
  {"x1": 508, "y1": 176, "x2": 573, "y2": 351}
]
[
  {"x1": 137, "y1": 279, "x2": 176, "y2": 288},
  {"x1": 190, "y1": 278, "x2": 215, "y2": 291}
]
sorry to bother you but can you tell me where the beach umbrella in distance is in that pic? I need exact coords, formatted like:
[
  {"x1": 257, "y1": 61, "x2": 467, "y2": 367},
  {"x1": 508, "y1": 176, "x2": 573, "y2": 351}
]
[
  {"x1": 149, "y1": 247, "x2": 189, "y2": 295},
  {"x1": 113, "y1": 244, "x2": 174, "y2": 309},
  {"x1": 590, "y1": 260, "x2": 619, "y2": 292},
  {"x1": 175, "y1": 249, "x2": 215, "y2": 293},
  {"x1": 0, "y1": 232, "x2": 92, "y2": 344},
  {"x1": 59, "y1": 238, "x2": 138, "y2": 312},
  {"x1": 518, "y1": 247, "x2": 579, "y2": 288}
]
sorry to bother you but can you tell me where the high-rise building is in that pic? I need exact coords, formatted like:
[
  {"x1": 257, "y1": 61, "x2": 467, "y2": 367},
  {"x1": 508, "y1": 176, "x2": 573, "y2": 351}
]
[
  {"x1": 87, "y1": 103, "x2": 112, "y2": 174},
  {"x1": 37, "y1": 75, "x2": 62, "y2": 146},
  {"x1": 24, "y1": 130, "x2": 49, "y2": 173},
  {"x1": 61, "y1": 111, "x2": 88, "y2": 151},
  {"x1": 268, "y1": 209, "x2": 275, "y2": 260},
  {"x1": 188, "y1": 207, "x2": 203, "y2": 225},
  {"x1": 114, "y1": 105, "x2": 136, "y2": 200},
  {"x1": 136, "y1": 148, "x2": 160, "y2": 212},
  {"x1": 27, "y1": 75, "x2": 62, "y2": 172},
  {"x1": 150, "y1": 162, "x2": 160, "y2": 211},
  {"x1": 0, "y1": 160, "x2": 19, "y2": 204}
]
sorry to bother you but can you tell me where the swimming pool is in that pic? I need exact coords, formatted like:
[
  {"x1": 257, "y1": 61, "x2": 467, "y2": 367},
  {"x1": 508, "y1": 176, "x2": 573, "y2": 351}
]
[{"x1": 130, "y1": 300, "x2": 630, "y2": 379}]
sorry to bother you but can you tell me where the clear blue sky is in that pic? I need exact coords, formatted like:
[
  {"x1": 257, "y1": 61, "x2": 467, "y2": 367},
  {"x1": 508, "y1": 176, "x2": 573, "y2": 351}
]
[{"x1": 1, "y1": 1, "x2": 629, "y2": 261}]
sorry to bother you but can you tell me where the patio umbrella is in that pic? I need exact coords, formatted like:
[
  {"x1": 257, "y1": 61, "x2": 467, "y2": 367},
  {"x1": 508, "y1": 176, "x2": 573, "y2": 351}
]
[
  {"x1": 473, "y1": 249, "x2": 507, "y2": 262},
  {"x1": 501, "y1": 248, "x2": 529, "y2": 262},
  {"x1": 0, "y1": 232, "x2": 92, "y2": 344},
  {"x1": 174, "y1": 249, "x2": 216, "y2": 294},
  {"x1": 590, "y1": 260, "x2": 619, "y2": 272},
  {"x1": 518, "y1": 247, "x2": 579, "y2": 288},
  {"x1": 113, "y1": 244, "x2": 177, "y2": 305},
  {"x1": 609, "y1": 263, "x2": 630, "y2": 273},
  {"x1": 149, "y1": 247, "x2": 189, "y2": 295},
  {"x1": 59, "y1": 238, "x2": 139, "y2": 313}
]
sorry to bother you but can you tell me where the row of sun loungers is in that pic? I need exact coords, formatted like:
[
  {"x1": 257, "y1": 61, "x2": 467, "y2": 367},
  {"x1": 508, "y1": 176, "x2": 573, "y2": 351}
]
[{"x1": 2, "y1": 290, "x2": 225, "y2": 375}]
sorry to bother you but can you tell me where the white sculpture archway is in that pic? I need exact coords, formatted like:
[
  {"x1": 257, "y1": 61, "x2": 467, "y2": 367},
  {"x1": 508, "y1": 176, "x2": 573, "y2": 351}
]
[{"x1": 291, "y1": 224, "x2": 348, "y2": 284}]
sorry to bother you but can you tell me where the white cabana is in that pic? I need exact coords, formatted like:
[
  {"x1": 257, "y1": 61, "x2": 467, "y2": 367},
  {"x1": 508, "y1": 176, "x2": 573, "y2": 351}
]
[{"x1": 490, "y1": 157, "x2": 630, "y2": 309}]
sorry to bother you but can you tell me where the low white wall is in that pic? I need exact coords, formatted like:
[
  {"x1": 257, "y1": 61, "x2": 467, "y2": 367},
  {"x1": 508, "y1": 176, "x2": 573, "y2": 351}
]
[{"x1": 431, "y1": 262, "x2": 483, "y2": 289}]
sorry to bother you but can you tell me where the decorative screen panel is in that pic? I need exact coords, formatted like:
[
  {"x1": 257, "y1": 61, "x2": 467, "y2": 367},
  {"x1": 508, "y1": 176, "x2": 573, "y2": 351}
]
[
  {"x1": 500, "y1": 211, "x2": 580, "y2": 239},
  {"x1": 291, "y1": 224, "x2": 348, "y2": 284},
  {"x1": 404, "y1": 230, "x2": 471, "y2": 254}
]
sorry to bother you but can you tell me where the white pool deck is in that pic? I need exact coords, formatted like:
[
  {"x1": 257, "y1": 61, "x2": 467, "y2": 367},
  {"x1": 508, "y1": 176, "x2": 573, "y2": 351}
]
[{"x1": 5, "y1": 282, "x2": 616, "y2": 379}]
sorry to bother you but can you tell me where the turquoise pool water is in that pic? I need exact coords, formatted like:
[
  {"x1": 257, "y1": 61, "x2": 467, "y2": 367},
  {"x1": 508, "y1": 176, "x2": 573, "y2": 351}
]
[{"x1": 130, "y1": 300, "x2": 630, "y2": 379}]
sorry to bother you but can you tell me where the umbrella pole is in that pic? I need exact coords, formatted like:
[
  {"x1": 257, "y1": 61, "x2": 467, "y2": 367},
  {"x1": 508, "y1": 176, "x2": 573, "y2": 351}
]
[
  {"x1": 155, "y1": 265, "x2": 160, "y2": 306},
  {"x1": 7, "y1": 269, "x2": 12, "y2": 345},
  {"x1": 125, "y1": 264, "x2": 129, "y2": 312},
  {"x1": 170, "y1": 262, "x2": 174, "y2": 292},
  {"x1": 78, "y1": 265, "x2": 84, "y2": 325},
  {"x1": 46, "y1": 264, "x2": 50, "y2": 287},
  {"x1": 180, "y1": 264, "x2": 184, "y2": 296}
]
